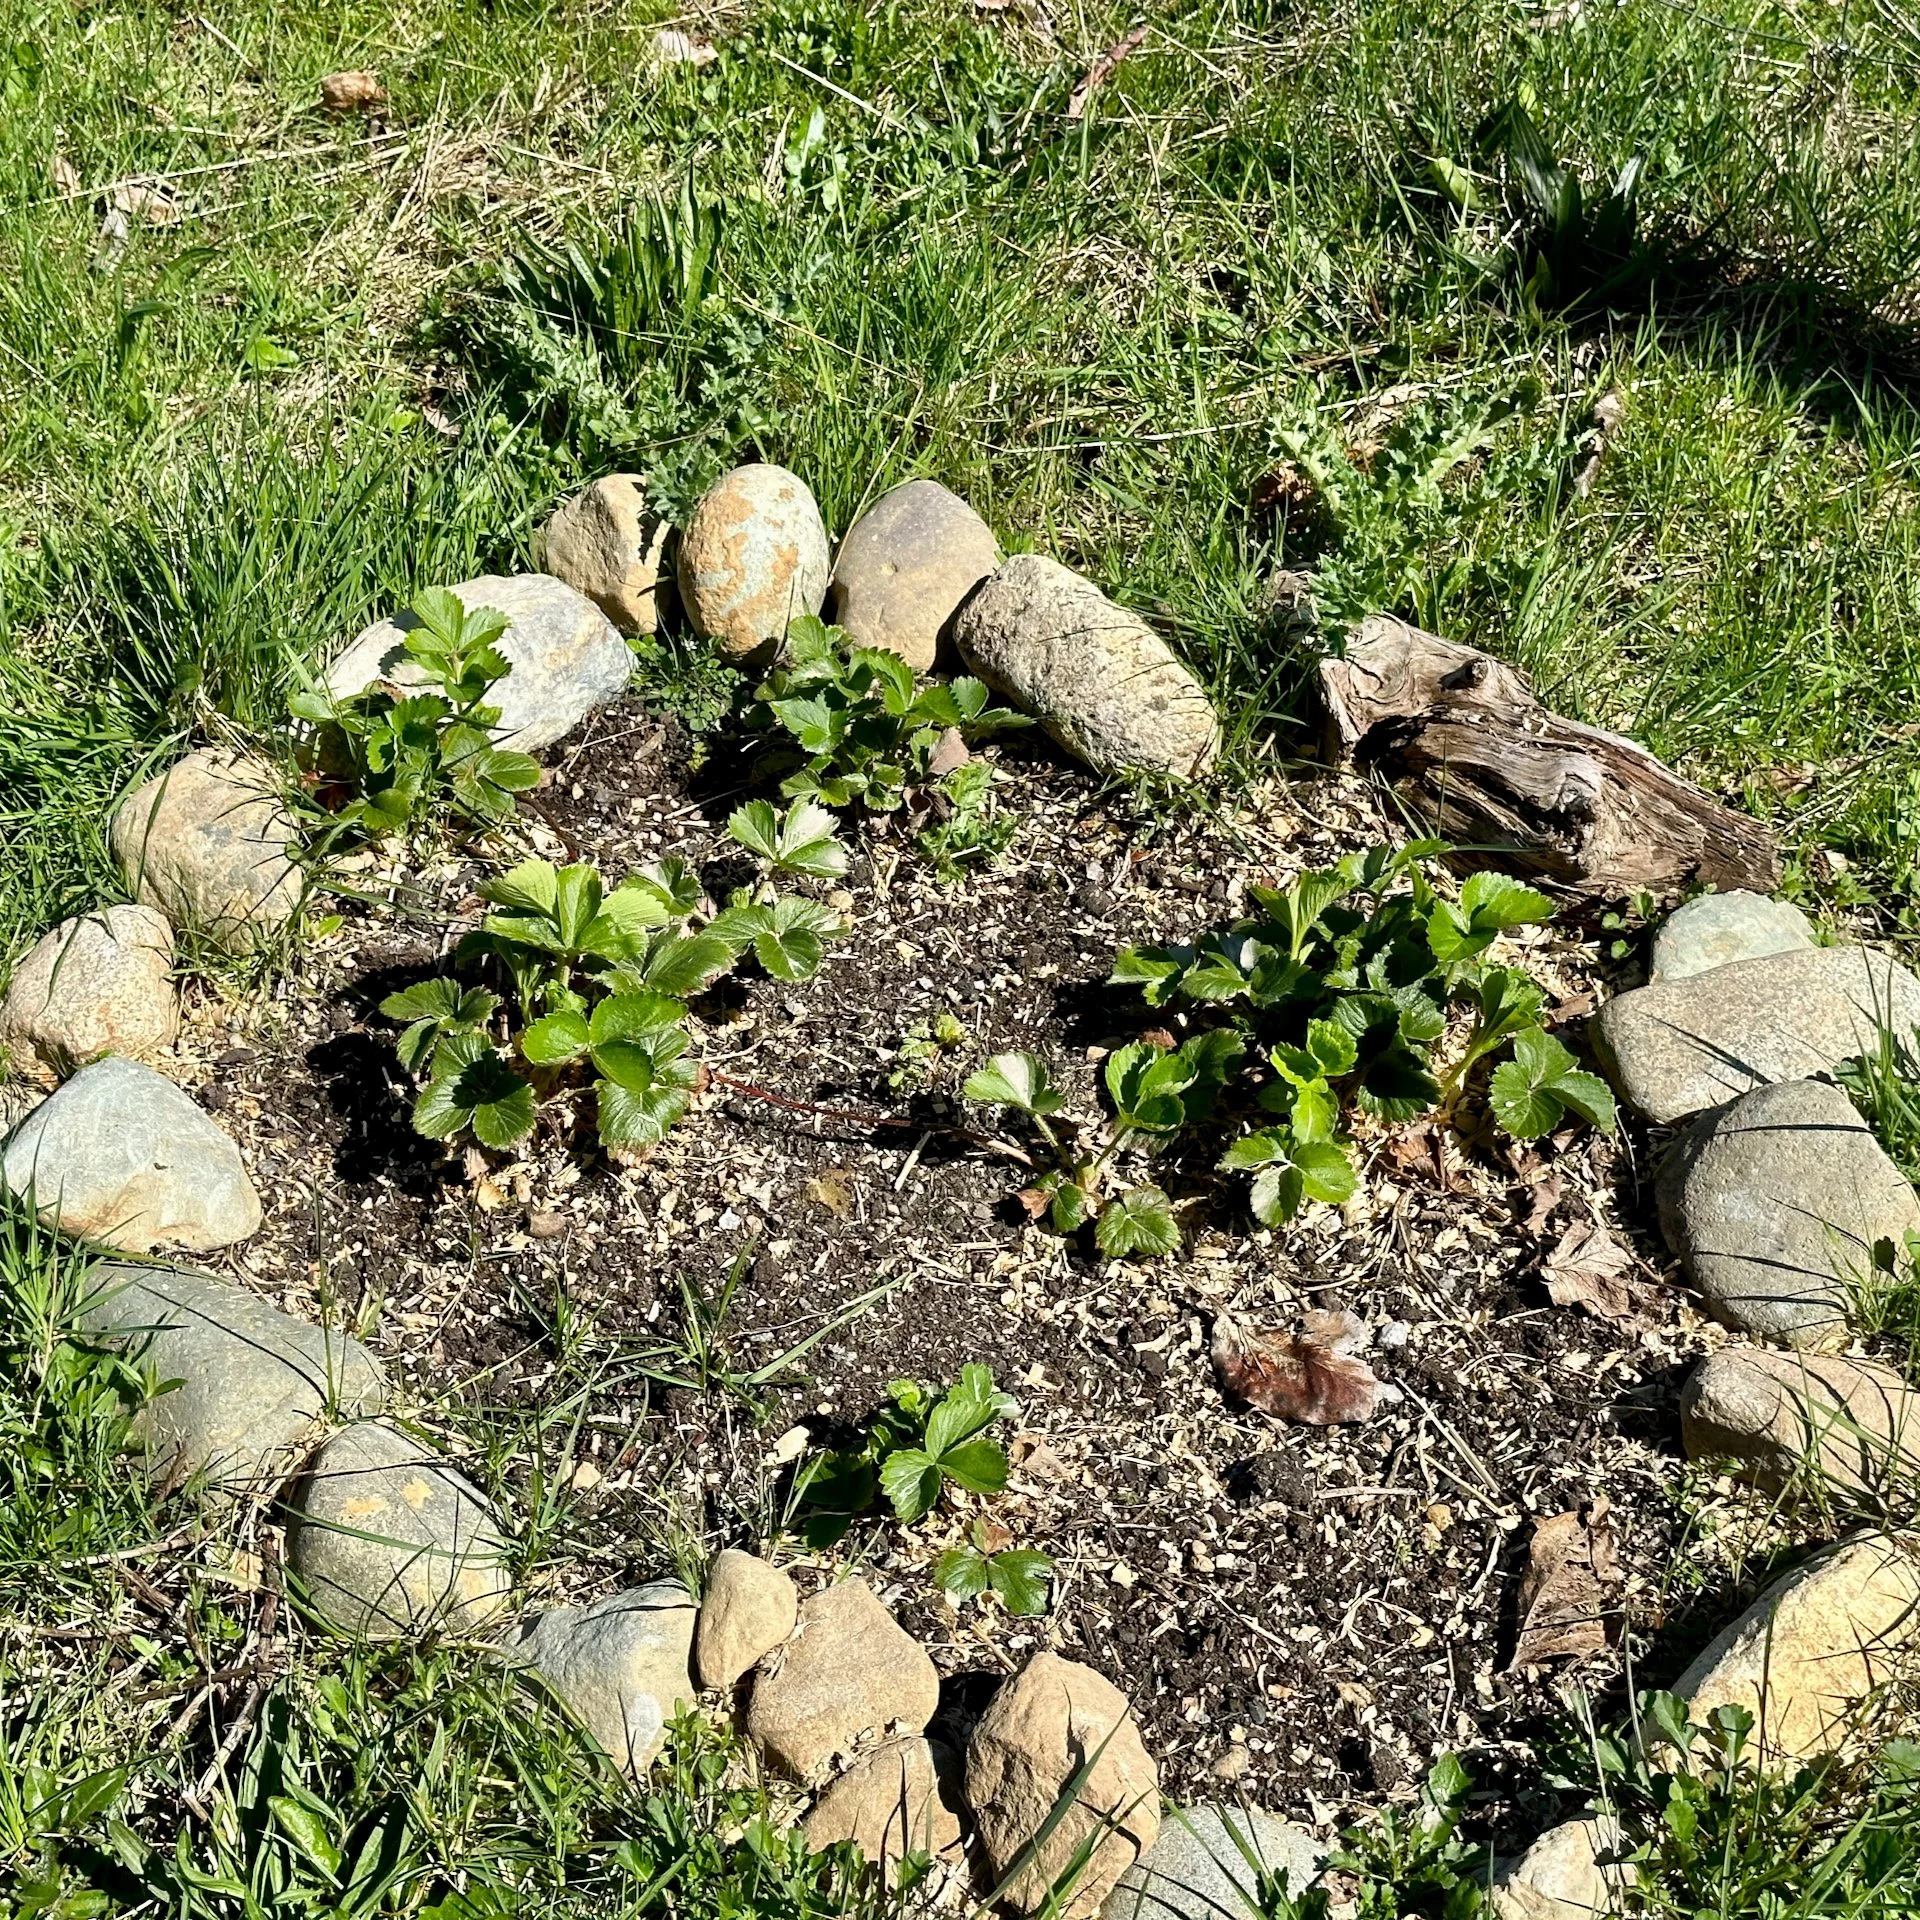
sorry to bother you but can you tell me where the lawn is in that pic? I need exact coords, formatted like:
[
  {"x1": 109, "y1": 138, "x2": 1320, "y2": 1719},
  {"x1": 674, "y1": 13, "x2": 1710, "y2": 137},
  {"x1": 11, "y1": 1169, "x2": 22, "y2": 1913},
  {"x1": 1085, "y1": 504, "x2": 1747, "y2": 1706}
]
[{"x1": 4, "y1": 0, "x2": 1920, "y2": 1912}]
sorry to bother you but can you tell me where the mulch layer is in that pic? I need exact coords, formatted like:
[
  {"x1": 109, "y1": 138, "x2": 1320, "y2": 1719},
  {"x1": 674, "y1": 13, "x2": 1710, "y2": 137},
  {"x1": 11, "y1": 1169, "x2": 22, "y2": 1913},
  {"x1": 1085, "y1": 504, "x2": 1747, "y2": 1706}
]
[{"x1": 168, "y1": 693, "x2": 1757, "y2": 1827}]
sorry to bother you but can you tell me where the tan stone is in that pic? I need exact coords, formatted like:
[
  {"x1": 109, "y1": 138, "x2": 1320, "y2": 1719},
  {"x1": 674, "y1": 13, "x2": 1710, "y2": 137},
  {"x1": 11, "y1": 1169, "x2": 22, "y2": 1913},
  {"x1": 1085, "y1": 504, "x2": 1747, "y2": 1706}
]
[
  {"x1": 695, "y1": 1548, "x2": 797, "y2": 1689},
  {"x1": 542, "y1": 476, "x2": 669, "y2": 635},
  {"x1": 1673, "y1": 1533, "x2": 1920, "y2": 1758},
  {"x1": 1680, "y1": 1347, "x2": 1920, "y2": 1498},
  {"x1": 1, "y1": 904, "x2": 178, "y2": 1084},
  {"x1": 967, "y1": 1652, "x2": 1160, "y2": 1918},
  {"x1": 1491, "y1": 1819, "x2": 1626, "y2": 1920},
  {"x1": 744, "y1": 1577, "x2": 938, "y2": 1783},
  {"x1": 828, "y1": 479, "x2": 998, "y2": 672},
  {"x1": 678, "y1": 463, "x2": 829, "y2": 660},
  {"x1": 111, "y1": 750, "x2": 301, "y2": 954},
  {"x1": 803, "y1": 1736, "x2": 964, "y2": 1877}
]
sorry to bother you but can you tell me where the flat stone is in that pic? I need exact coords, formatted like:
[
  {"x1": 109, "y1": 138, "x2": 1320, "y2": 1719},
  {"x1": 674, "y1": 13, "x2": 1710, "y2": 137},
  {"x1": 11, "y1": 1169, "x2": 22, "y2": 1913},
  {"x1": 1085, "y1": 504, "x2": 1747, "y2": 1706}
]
[
  {"x1": 541, "y1": 476, "x2": 669, "y2": 636},
  {"x1": 1680, "y1": 1346, "x2": 1920, "y2": 1497},
  {"x1": 1673, "y1": 1532, "x2": 1920, "y2": 1758},
  {"x1": 1104, "y1": 1805, "x2": 1321, "y2": 1920},
  {"x1": 1649, "y1": 892, "x2": 1816, "y2": 984},
  {"x1": 285, "y1": 1420, "x2": 511, "y2": 1638},
  {"x1": 695, "y1": 1548, "x2": 797, "y2": 1689},
  {"x1": 1491, "y1": 1819, "x2": 1625, "y2": 1920},
  {"x1": 745, "y1": 1576, "x2": 938, "y2": 1783},
  {"x1": 1591, "y1": 946, "x2": 1920, "y2": 1124},
  {"x1": 1, "y1": 1054, "x2": 261, "y2": 1253},
  {"x1": 1, "y1": 904, "x2": 178, "y2": 1084},
  {"x1": 803, "y1": 1736, "x2": 965, "y2": 1878},
  {"x1": 111, "y1": 749, "x2": 301, "y2": 954},
  {"x1": 77, "y1": 1262, "x2": 384, "y2": 1488},
  {"x1": 1656, "y1": 1078, "x2": 1920, "y2": 1348},
  {"x1": 327, "y1": 573, "x2": 629, "y2": 752},
  {"x1": 967, "y1": 1651, "x2": 1160, "y2": 1919},
  {"x1": 954, "y1": 553, "x2": 1218, "y2": 779},
  {"x1": 679, "y1": 463, "x2": 830, "y2": 659},
  {"x1": 827, "y1": 480, "x2": 998, "y2": 673},
  {"x1": 507, "y1": 1580, "x2": 697, "y2": 1773}
]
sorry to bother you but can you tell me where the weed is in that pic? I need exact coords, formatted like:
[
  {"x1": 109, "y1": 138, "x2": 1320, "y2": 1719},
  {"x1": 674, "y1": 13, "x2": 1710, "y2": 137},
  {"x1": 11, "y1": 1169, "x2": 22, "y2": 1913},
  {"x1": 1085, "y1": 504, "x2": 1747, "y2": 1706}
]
[
  {"x1": 916, "y1": 759, "x2": 1018, "y2": 881},
  {"x1": 290, "y1": 586, "x2": 540, "y2": 845}
]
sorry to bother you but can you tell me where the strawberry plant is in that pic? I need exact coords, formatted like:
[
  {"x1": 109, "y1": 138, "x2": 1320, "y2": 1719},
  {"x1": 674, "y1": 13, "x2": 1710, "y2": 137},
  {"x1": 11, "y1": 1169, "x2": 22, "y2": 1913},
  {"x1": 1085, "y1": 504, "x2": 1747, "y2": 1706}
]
[
  {"x1": 291, "y1": 586, "x2": 541, "y2": 841},
  {"x1": 382, "y1": 810, "x2": 845, "y2": 1155},
  {"x1": 934, "y1": 1519, "x2": 1054, "y2": 1617},
  {"x1": 1111, "y1": 843, "x2": 1615, "y2": 1228}
]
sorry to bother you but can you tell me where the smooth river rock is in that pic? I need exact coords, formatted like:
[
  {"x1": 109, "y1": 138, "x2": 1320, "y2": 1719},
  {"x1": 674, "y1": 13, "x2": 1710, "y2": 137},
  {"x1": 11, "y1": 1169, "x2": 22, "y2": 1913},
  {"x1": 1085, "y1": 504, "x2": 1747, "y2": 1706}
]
[
  {"x1": 285, "y1": 1420, "x2": 511, "y2": 1637},
  {"x1": 967, "y1": 1651, "x2": 1160, "y2": 1919},
  {"x1": 328, "y1": 573, "x2": 629, "y2": 753},
  {"x1": 541, "y1": 475, "x2": 669, "y2": 635},
  {"x1": 678, "y1": 463, "x2": 830, "y2": 659},
  {"x1": 507, "y1": 1580, "x2": 697, "y2": 1773},
  {"x1": 1105, "y1": 1805, "x2": 1322, "y2": 1920},
  {"x1": 1672, "y1": 1532, "x2": 1920, "y2": 1758},
  {"x1": 803, "y1": 1736, "x2": 966, "y2": 1878},
  {"x1": 111, "y1": 749, "x2": 301, "y2": 954},
  {"x1": 1490, "y1": 1819, "x2": 1626, "y2": 1920},
  {"x1": 1, "y1": 1054, "x2": 261, "y2": 1253},
  {"x1": 1592, "y1": 945, "x2": 1920, "y2": 1124},
  {"x1": 953, "y1": 553, "x2": 1219, "y2": 779},
  {"x1": 1, "y1": 904, "x2": 178, "y2": 1084},
  {"x1": 694, "y1": 1548, "x2": 797, "y2": 1689},
  {"x1": 1649, "y1": 891, "x2": 1816, "y2": 984},
  {"x1": 1681, "y1": 1346, "x2": 1920, "y2": 1497},
  {"x1": 1656, "y1": 1078, "x2": 1920, "y2": 1348},
  {"x1": 78, "y1": 1263, "x2": 384, "y2": 1488},
  {"x1": 745, "y1": 1577, "x2": 939, "y2": 1783},
  {"x1": 827, "y1": 479, "x2": 998, "y2": 672}
]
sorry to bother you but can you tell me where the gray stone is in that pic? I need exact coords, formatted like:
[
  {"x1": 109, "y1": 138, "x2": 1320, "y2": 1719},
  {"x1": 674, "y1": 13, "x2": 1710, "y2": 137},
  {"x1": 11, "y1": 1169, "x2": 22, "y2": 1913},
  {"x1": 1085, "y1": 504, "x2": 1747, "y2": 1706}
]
[
  {"x1": 679, "y1": 464, "x2": 830, "y2": 659},
  {"x1": 541, "y1": 476, "x2": 669, "y2": 636},
  {"x1": 1681, "y1": 1346, "x2": 1920, "y2": 1496},
  {"x1": 695, "y1": 1548, "x2": 797, "y2": 1689},
  {"x1": 1656, "y1": 1079, "x2": 1920, "y2": 1348},
  {"x1": 1105, "y1": 1805, "x2": 1322, "y2": 1920},
  {"x1": 953, "y1": 554, "x2": 1219, "y2": 779},
  {"x1": 507, "y1": 1580, "x2": 697, "y2": 1773},
  {"x1": 1592, "y1": 945, "x2": 1920, "y2": 1124},
  {"x1": 1, "y1": 905, "x2": 178, "y2": 1084},
  {"x1": 1491, "y1": 1820, "x2": 1625, "y2": 1920},
  {"x1": 285, "y1": 1420, "x2": 511, "y2": 1638},
  {"x1": 111, "y1": 750, "x2": 301, "y2": 954},
  {"x1": 1, "y1": 1054, "x2": 262, "y2": 1254},
  {"x1": 78, "y1": 1262, "x2": 384, "y2": 1488},
  {"x1": 327, "y1": 574, "x2": 629, "y2": 753},
  {"x1": 1672, "y1": 1532, "x2": 1920, "y2": 1758},
  {"x1": 746, "y1": 1576, "x2": 939, "y2": 1784},
  {"x1": 827, "y1": 480, "x2": 999, "y2": 673},
  {"x1": 1649, "y1": 892, "x2": 1816, "y2": 984}
]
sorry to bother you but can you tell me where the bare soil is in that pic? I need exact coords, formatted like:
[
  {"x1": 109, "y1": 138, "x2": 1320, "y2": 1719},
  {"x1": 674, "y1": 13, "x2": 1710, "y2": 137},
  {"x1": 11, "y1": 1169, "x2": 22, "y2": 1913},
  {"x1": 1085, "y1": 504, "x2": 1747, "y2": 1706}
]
[{"x1": 173, "y1": 694, "x2": 1734, "y2": 1827}]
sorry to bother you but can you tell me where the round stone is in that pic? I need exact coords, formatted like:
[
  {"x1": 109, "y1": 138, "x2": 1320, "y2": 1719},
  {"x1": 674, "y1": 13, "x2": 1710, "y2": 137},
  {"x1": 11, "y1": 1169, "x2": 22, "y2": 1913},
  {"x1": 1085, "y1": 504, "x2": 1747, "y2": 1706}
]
[
  {"x1": 1, "y1": 904, "x2": 178, "y2": 1084},
  {"x1": 678, "y1": 464, "x2": 830, "y2": 659},
  {"x1": 828, "y1": 479, "x2": 998, "y2": 672}
]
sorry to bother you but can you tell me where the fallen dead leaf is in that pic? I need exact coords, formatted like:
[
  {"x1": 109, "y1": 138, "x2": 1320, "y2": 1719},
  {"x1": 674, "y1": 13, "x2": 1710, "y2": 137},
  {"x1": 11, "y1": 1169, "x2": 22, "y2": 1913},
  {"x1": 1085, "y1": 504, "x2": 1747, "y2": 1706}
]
[
  {"x1": 110, "y1": 179, "x2": 180, "y2": 226},
  {"x1": 1211, "y1": 1310, "x2": 1385, "y2": 1425},
  {"x1": 51, "y1": 154, "x2": 81, "y2": 196},
  {"x1": 925, "y1": 726, "x2": 969, "y2": 778},
  {"x1": 1519, "y1": 1175, "x2": 1564, "y2": 1236},
  {"x1": 1067, "y1": 24, "x2": 1149, "y2": 118},
  {"x1": 1543, "y1": 1220, "x2": 1650, "y2": 1324},
  {"x1": 806, "y1": 1166, "x2": 856, "y2": 1218},
  {"x1": 1509, "y1": 1502, "x2": 1620, "y2": 1669},
  {"x1": 651, "y1": 27, "x2": 718, "y2": 67},
  {"x1": 320, "y1": 69, "x2": 388, "y2": 113}
]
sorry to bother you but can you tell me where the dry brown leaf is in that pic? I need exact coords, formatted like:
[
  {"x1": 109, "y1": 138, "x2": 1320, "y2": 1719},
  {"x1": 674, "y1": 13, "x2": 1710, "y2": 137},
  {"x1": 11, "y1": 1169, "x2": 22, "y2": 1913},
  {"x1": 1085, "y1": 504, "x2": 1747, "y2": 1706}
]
[
  {"x1": 651, "y1": 28, "x2": 718, "y2": 68},
  {"x1": 1543, "y1": 1220, "x2": 1647, "y2": 1323},
  {"x1": 1211, "y1": 1311, "x2": 1384, "y2": 1425},
  {"x1": 806, "y1": 1166, "x2": 856, "y2": 1218},
  {"x1": 51, "y1": 154, "x2": 81, "y2": 196},
  {"x1": 1066, "y1": 24, "x2": 1149, "y2": 118},
  {"x1": 925, "y1": 725, "x2": 970, "y2": 779},
  {"x1": 110, "y1": 179, "x2": 181, "y2": 226},
  {"x1": 1519, "y1": 1175, "x2": 1564, "y2": 1236},
  {"x1": 320, "y1": 69, "x2": 388, "y2": 113},
  {"x1": 1509, "y1": 1503, "x2": 1620, "y2": 1669}
]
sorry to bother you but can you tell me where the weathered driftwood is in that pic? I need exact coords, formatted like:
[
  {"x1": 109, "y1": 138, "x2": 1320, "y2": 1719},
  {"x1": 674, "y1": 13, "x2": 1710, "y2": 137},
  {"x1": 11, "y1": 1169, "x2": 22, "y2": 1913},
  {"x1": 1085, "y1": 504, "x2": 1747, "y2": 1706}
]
[{"x1": 1318, "y1": 615, "x2": 1780, "y2": 900}]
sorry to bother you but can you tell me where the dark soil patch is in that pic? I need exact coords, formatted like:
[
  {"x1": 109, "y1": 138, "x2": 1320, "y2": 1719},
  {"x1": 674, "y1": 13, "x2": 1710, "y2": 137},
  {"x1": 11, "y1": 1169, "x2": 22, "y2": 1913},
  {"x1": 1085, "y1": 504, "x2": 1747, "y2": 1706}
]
[{"x1": 176, "y1": 692, "x2": 1719, "y2": 1824}]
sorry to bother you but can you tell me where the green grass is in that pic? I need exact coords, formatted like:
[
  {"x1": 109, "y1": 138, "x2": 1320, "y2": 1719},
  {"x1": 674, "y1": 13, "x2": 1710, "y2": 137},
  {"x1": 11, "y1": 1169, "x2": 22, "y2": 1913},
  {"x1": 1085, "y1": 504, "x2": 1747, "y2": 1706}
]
[{"x1": 9, "y1": 0, "x2": 1920, "y2": 1908}]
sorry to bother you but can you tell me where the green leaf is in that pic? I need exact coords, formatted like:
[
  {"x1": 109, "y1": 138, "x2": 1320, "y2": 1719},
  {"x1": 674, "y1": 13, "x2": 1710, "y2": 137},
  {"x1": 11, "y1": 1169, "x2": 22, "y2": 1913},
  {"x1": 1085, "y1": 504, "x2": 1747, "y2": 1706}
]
[
  {"x1": 987, "y1": 1549, "x2": 1054, "y2": 1617},
  {"x1": 1050, "y1": 1180, "x2": 1094, "y2": 1233},
  {"x1": 962, "y1": 1051, "x2": 1063, "y2": 1116},
  {"x1": 1459, "y1": 870, "x2": 1554, "y2": 931},
  {"x1": 462, "y1": 1059, "x2": 539, "y2": 1150},
  {"x1": 589, "y1": 991, "x2": 686, "y2": 1041},
  {"x1": 482, "y1": 858, "x2": 560, "y2": 919},
  {"x1": 521, "y1": 1010, "x2": 591, "y2": 1066},
  {"x1": 409, "y1": 585, "x2": 467, "y2": 646},
  {"x1": 1305, "y1": 1017, "x2": 1358, "y2": 1077},
  {"x1": 729, "y1": 797, "x2": 849, "y2": 879},
  {"x1": 1094, "y1": 1186, "x2": 1180, "y2": 1257},
  {"x1": 1219, "y1": 1129, "x2": 1288, "y2": 1171},
  {"x1": 1488, "y1": 1026, "x2": 1614, "y2": 1138},
  {"x1": 727, "y1": 799, "x2": 782, "y2": 862},
  {"x1": 596, "y1": 1073, "x2": 693, "y2": 1148},
  {"x1": 753, "y1": 897, "x2": 842, "y2": 982},
  {"x1": 1551, "y1": 1067, "x2": 1616, "y2": 1132},
  {"x1": 631, "y1": 930, "x2": 737, "y2": 997},
  {"x1": 380, "y1": 978, "x2": 481, "y2": 1024},
  {"x1": 936, "y1": 1436, "x2": 1010, "y2": 1496},
  {"x1": 269, "y1": 1796, "x2": 341, "y2": 1878},
  {"x1": 879, "y1": 1449, "x2": 944, "y2": 1522},
  {"x1": 933, "y1": 1546, "x2": 991, "y2": 1603}
]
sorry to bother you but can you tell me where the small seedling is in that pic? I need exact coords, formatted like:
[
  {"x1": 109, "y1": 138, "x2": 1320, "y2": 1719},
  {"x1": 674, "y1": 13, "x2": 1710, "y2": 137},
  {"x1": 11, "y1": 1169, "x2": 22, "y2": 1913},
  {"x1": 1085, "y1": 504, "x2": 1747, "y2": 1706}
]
[
  {"x1": 727, "y1": 797, "x2": 850, "y2": 880},
  {"x1": 291, "y1": 586, "x2": 541, "y2": 840},
  {"x1": 934, "y1": 1518, "x2": 1054, "y2": 1617},
  {"x1": 916, "y1": 760, "x2": 1017, "y2": 881}
]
